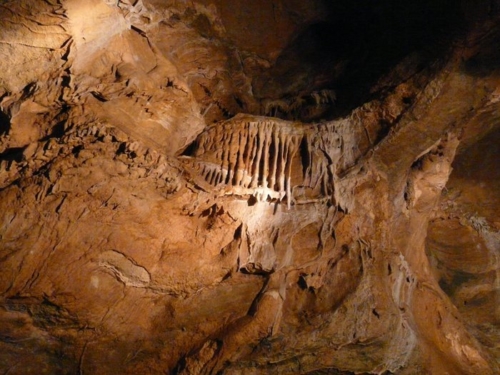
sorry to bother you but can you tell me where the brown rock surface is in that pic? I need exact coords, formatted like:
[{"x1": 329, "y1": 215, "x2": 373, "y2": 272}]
[{"x1": 0, "y1": 1, "x2": 499, "y2": 374}]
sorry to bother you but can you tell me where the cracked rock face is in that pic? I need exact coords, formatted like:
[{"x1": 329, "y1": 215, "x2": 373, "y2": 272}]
[{"x1": 0, "y1": 1, "x2": 499, "y2": 374}]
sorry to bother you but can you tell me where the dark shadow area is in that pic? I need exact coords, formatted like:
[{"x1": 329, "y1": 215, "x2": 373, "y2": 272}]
[
  {"x1": 461, "y1": 24, "x2": 500, "y2": 77},
  {"x1": 0, "y1": 110, "x2": 10, "y2": 136},
  {"x1": 254, "y1": 0, "x2": 468, "y2": 119},
  {"x1": 38, "y1": 120, "x2": 66, "y2": 143},
  {"x1": 179, "y1": 138, "x2": 198, "y2": 157},
  {"x1": 0, "y1": 147, "x2": 25, "y2": 163},
  {"x1": 48, "y1": 120, "x2": 66, "y2": 139}
]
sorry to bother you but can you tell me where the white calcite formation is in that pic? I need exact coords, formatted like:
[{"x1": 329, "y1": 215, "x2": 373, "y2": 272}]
[{"x1": 183, "y1": 114, "x2": 355, "y2": 209}]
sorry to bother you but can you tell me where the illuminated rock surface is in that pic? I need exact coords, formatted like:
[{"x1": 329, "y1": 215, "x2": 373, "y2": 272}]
[{"x1": 0, "y1": 1, "x2": 499, "y2": 374}]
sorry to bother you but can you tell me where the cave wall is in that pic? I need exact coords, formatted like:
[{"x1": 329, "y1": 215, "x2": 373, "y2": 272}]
[{"x1": 0, "y1": 1, "x2": 499, "y2": 374}]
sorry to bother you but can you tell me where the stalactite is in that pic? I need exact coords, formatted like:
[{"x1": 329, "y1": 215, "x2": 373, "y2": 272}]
[{"x1": 183, "y1": 114, "x2": 352, "y2": 207}]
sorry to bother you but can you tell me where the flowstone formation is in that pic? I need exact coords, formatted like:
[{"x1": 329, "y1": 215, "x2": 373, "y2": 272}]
[
  {"x1": 182, "y1": 114, "x2": 356, "y2": 208},
  {"x1": 0, "y1": 1, "x2": 499, "y2": 374}
]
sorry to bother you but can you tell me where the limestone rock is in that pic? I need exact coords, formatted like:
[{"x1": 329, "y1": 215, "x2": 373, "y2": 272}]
[{"x1": 0, "y1": 1, "x2": 499, "y2": 374}]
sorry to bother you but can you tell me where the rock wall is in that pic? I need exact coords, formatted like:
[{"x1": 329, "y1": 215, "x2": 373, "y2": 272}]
[{"x1": 0, "y1": 1, "x2": 499, "y2": 374}]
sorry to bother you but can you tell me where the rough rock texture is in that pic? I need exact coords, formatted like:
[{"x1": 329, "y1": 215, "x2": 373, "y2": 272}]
[{"x1": 0, "y1": 1, "x2": 499, "y2": 374}]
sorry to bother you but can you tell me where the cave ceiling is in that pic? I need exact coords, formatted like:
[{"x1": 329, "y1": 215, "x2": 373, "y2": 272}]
[{"x1": 0, "y1": 1, "x2": 499, "y2": 374}]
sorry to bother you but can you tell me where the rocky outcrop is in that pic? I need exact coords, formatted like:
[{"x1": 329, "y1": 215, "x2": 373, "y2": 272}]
[{"x1": 0, "y1": 1, "x2": 499, "y2": 374}]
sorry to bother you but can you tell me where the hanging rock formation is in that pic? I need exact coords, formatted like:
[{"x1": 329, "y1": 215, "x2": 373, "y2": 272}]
[{"x1": 182, "y1": 114, "x2": 354, "y2": 208}]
